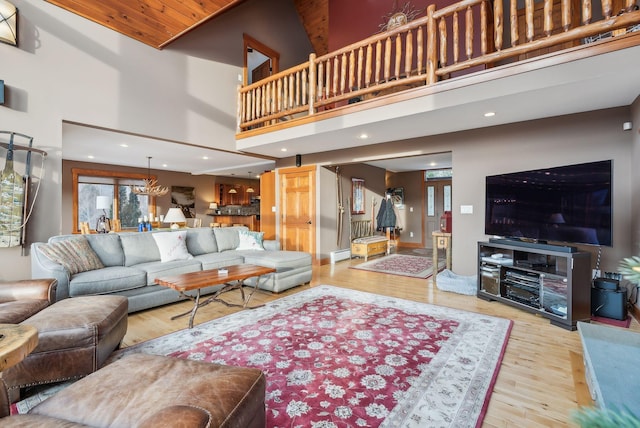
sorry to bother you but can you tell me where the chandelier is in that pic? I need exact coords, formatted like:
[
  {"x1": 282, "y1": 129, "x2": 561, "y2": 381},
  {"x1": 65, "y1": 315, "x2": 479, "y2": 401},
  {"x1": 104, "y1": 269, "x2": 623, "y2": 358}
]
[{"x1": 132, "y1": 157, "x2": 169, "y2": 196}]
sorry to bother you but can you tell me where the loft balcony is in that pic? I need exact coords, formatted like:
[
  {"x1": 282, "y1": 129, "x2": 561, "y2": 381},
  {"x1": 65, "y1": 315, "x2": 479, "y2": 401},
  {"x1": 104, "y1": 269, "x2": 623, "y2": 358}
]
[{"x1": 235, "y1": 0, "x2": 640, "y2": 157}]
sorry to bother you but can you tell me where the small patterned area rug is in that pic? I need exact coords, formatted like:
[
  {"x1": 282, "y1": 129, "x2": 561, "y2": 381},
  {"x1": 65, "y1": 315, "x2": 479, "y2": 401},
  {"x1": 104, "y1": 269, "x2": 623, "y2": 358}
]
[
  {"x1": 16, "y1": 286, "x2": 512, "y2": 428},
  {"x1": 591, "y1": 315, "x2": 632, "y2": 328},
  {"x1": 351, "y1": 254, "x2": 444, "y2": 278}
]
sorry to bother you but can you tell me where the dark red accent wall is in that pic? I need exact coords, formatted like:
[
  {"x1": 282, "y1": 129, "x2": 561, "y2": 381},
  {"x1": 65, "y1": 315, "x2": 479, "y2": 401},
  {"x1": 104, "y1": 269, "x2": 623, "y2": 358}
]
[
  {"x1": 329, "y1": 0, "x2": 485, "y2": 76},
  {"x1": 331, "y1": 0, "x2": 484, "y2": 51},
  {"x1": 329, "y1": 1, "x2": 430, "y2": 51}
]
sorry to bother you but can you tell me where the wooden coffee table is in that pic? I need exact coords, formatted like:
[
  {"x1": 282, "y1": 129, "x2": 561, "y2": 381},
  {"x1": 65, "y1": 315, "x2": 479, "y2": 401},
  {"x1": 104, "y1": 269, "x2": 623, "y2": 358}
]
[{"x1": 155, "y1": 264, "x2": 276, "y2": 328}]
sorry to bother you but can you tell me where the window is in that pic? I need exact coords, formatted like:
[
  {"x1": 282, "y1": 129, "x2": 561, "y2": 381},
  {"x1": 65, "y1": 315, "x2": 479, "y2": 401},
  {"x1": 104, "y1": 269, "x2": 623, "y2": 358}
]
[
  {"x1": 72, "y1": 168, "x2": 156, "y2": 232},
  {"x1": 425, "y1": 169, "x2": 453, "y2": 180}
]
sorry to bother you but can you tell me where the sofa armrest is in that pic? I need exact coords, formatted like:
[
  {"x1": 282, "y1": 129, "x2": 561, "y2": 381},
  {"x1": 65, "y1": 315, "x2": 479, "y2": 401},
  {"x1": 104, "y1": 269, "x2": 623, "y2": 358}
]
[
  {"x1": 264, "y1": 240, "x2": 280, "y2": 251},
  {"x1": 30, "y1": 242, "x2": 71, "y2": 301},
  {"x1": 0, "y1": 278, "x2": 57, "y2": 304}
]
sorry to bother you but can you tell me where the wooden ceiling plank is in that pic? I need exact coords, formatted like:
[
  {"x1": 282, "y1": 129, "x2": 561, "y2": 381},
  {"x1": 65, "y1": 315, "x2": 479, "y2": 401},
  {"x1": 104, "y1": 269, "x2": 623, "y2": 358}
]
[
  {"x1": 94, "y1": 1, "x2": 183, "y2": 34},
  {"x1": 171, "y1": 0, "x2": 245, "y2": 19},
  {"x1": 47, "y1": 0, "x2": 176, "y2": 35},
  {"x1": 46, "y1": 0, "x2": 179, "y2": 47},
  {"x1": 294, "y1": 0, "x2": 328, "y2": 56},
  {"x1": 163, "y1": 0, "x2": 241, "y2": 20},
  {"x1": 48, "y1": 0, "x2": 174, "y2": 33},
  {"x1": 139, "y1": 0, "x2": 208, "y2": 25},
  {"x1": 45, "y1": 0, "x2": 250, "y2": 49}
]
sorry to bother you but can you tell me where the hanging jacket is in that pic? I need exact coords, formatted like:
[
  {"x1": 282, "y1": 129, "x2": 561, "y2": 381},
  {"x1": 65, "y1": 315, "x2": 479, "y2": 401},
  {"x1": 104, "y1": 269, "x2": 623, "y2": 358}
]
[{"x1": 376, "y1": 198, "x2": 396, "y2": 229}]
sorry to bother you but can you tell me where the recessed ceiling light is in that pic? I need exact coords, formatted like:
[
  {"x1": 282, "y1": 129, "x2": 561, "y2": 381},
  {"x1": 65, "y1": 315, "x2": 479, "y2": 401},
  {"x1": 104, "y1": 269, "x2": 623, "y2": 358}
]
[
  {"x1": 429, "y1": 162, "x2": 437, "y2": 167},
  {"x1": 358, "y1": 133, "x2": 369, "y2": 139},
  {"x1": 162, "y1": 164, "x2": 168, "y2": 168},
  {"x1": 120, "y1": 144, "x2": 128, "y2": 148},
  {"x1": 87, "y1": 155, "x2": 94, "y2": 159},
  {"x1": 281, "y1": 148, "x2": 287, "y2": 152},
  {"x1": 202, "y1": 156, "x2": 209, "y2": 160},
  {"x1": 484, "y1": 111, "x2": 496, "y2": 117}
]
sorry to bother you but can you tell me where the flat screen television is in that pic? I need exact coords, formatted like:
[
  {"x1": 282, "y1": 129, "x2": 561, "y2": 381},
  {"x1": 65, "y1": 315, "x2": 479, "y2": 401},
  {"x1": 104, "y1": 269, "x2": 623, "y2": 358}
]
[{"x1": 485, "y1": 160, "x2": 612, "y2": 246}]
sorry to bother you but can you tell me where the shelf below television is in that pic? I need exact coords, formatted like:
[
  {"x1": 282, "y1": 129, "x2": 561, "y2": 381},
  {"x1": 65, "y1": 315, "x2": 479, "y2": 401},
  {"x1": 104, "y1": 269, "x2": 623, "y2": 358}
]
[
  {"x1": 488, "y1": 238, "x2": 578, "y2": 253},
  {"x1": 477, "y1": 240, "x2": 591, "y2": 330}
]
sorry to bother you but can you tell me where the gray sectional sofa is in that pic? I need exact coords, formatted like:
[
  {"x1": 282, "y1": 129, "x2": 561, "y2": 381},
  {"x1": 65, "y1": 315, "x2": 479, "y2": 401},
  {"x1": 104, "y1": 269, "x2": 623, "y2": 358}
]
[{"x1": 31, "y1": 226, "x2": 312, "y2": 312}]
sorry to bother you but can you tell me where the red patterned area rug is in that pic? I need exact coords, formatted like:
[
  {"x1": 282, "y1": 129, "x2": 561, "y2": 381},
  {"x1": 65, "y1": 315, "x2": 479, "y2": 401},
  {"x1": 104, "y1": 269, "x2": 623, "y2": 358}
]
[
  {"x1": 14, "y1": 286, "x2": 512, "y2": 426},
  {"x1": 351, "y1": 254, "x2": 444, "y2": 278},
  {"x1": 110, "y1": 285, "x2": 512, "y2": 427}
]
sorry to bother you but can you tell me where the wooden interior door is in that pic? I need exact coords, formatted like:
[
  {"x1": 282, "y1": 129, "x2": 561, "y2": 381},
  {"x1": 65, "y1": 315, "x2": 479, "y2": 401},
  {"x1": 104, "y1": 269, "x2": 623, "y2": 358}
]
[
  {"x1": 424, "y1": 179, "x2": 452, "y2": 249},
  {"x1": 279, "y1": 165, "x2": 316, "y2": 256},
  {"x1": 260, "y1": 171, "x2": 276, "y2": 240},
  {"x1": 252, "y1": 59, "x2": 271, "y2": 83},
  {"x1": 243, "y1": 34, "x2": 280, "y2": 86}
]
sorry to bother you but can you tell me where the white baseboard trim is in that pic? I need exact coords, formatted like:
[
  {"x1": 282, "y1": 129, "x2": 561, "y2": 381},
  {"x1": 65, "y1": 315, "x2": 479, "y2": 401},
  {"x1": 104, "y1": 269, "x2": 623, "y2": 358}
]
[{"x1": 330, "y1": 249, "x2": 351, "y2": 264}]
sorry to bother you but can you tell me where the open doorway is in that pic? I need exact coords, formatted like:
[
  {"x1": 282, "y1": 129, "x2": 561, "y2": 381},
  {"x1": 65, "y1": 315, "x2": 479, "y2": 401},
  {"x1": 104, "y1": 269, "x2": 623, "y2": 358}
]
[
  {"x1": 424, "y1": 172, "x2": 452, "y2": 251},
  {"x1": 243, "y1": 34, "x2": 280, "y2": 86},
  {"x1": 334, "y1": 152, "x2": 452, "y2": 253}
]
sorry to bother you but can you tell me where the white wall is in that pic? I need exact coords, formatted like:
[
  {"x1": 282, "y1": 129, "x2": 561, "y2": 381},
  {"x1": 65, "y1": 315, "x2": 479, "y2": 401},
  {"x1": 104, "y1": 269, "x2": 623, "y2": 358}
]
[
  {"x1": 451, "y1": 108, "x2": 632, "y2": 275},
  {"x1": 292, "y1": 107, "x2": 635, "y2": 275},
  {"x1": 0, "y1": 1, "x2": 240, "y2": 279},
  {"x1": 318, "y1": 166, "x2": 337, "y2": 259}
]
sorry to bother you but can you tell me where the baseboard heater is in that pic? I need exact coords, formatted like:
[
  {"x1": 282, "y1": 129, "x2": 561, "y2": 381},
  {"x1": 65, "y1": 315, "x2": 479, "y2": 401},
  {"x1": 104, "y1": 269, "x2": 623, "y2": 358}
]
[{"x1": 330, "y1": 249, "x2": 351, "y2": 264}]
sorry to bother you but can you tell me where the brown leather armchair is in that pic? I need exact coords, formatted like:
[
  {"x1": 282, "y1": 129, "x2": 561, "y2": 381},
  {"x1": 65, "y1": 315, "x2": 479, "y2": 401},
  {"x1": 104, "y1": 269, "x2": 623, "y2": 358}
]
[
  {"x1": 0, "y1": 278, "x2": 57, "y2": 324},
  {"x1": 0, "y1": 279, "x2": 128, "y2": 404}
]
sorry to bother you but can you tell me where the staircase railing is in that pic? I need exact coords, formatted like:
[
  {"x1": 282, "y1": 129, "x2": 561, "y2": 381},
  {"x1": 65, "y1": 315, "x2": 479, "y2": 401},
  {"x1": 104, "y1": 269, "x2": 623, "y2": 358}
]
[{"x1": 237, "y1": 0, "x2": 640, "y2": 134}]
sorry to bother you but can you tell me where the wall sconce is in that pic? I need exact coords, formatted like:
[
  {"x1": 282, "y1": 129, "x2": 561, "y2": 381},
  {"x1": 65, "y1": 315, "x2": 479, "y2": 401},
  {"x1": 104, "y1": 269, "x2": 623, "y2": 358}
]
[
  {"x1": 228, "y1": 188, "x2": 237, "y2": 193},
  {"x1": 0, "y1": 0, "x2": 18, "y2": 47},
  {"x1": 246, "y1": 187, "x2": 255, "y2": 193}
]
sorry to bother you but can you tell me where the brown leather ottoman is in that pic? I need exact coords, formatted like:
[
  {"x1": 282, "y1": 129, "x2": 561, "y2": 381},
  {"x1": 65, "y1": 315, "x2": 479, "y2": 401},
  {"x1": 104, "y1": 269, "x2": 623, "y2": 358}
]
[
  {"x1": 1, "y1": 295, "x2": 128, "y2": 402},
  {"x1": 3, "y1": 353, "x2": 266, "y2": 427}
]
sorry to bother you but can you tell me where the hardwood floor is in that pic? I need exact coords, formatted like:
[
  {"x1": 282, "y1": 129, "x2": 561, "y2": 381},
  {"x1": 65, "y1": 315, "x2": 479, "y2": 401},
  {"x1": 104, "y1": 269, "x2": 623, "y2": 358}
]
[{"x1": 124, "y1": 255, "x2": 640, "y2": 427}]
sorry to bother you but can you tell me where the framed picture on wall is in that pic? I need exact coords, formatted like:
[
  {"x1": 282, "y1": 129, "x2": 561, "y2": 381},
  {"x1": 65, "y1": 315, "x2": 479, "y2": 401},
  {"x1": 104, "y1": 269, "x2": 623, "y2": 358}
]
[
  {"x1": 351, "y1": 178, "x2": 365, "y2": 214},
  {"x1": 171, "y1": 186, "x2": 195, "y2": 218},
  {"x1": 390, "y1": 187, "x2": 404, "y2": 206}
]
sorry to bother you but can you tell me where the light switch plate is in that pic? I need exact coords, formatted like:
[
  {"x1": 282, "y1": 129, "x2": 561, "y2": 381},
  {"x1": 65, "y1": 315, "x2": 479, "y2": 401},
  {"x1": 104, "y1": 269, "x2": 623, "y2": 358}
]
[{"x1": 460, "y1": 205, "x2": 473, "y2": 214}]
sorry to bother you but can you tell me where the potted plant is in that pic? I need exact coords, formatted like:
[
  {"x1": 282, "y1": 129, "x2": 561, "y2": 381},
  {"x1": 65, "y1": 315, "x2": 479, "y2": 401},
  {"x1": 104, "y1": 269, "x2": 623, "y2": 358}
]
[
  {"x1": 572, "y1": 406, "x2": 640, "y2": 427},
  {"x1": 618, "y1": 255, "x2": 640, "y2": 284}
]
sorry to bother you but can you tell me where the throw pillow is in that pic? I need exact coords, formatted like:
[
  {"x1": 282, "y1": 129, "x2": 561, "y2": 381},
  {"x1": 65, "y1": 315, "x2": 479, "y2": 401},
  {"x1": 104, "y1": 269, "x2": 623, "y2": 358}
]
[
  {"x1": 39, "y1": 237, "x2": 104, "y2": 275},
  {"x1": 236, "y1": 230, "x2": 265, "y2": 251},
  {"x1": 152, "y1": 231, "x2": 194, "y2": 262}
]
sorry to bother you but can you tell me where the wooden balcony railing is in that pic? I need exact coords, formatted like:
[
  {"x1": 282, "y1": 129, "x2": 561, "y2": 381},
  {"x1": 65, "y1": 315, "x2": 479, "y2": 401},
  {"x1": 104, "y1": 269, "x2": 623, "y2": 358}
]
[{"x1": 237, "y1": 0, "x2": 640, "y2": 135}]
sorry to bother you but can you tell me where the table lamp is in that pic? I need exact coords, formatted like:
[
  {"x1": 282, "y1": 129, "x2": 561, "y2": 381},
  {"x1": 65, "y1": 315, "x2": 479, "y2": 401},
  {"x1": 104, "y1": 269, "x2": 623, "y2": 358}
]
[
  {"x1": 206, "y1": 202, "x2": 218, "y2": 216},
  {"x1": 96, "y1": 196, "x2": 111, "y2": 233},
  {"x1": 164, "y1": 208, "x2": 186, "y2": 230}
]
